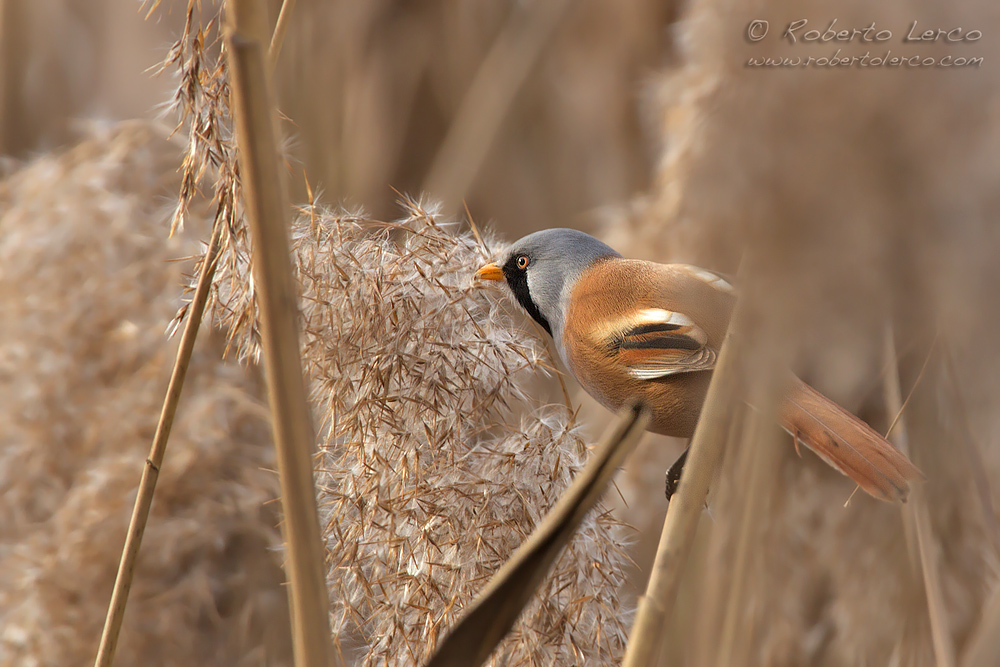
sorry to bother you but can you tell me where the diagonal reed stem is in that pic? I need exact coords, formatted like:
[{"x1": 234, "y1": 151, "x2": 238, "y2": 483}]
[
  {"x1": 93, "y1": 211, "x2": 225, "y2": 667},
  {"x1": 426, "y1": 402, "x2": 649, "y2": 667},
  {"x1": 622, "y1": 294, "x2": 747, "y2": 667},
  {"x1": 94, "y1": 3, "x2": 302, "y2": 663},
  {"x1": 268, "y1": 0, "x2": 297, "y2": 71}
]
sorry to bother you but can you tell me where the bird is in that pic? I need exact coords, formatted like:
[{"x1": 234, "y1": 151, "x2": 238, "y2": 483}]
[{"x1": 474, "y1": 228, "x2": 922, "y2": 503}]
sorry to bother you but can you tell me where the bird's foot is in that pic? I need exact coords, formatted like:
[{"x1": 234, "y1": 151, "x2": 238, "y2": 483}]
[{"x1": 664, "y1": 448, "x2": 689, "y2": 501}]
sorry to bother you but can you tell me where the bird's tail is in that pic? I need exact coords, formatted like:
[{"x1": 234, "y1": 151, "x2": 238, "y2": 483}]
[{"x1": 778, "y1": 375, "x2": 923, "y2": 503}]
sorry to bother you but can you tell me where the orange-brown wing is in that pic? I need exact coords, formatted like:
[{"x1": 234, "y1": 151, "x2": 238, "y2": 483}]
[{"x1": 599, "y1": 308, "x2": 717, "y2": 380}]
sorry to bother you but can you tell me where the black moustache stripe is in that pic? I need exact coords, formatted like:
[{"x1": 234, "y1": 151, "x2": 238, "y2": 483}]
[{"x1": 502, "y1": 262, "x2": 552, "y2": 337}]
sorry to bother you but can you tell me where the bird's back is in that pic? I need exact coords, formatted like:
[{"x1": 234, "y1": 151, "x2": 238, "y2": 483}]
[{"x1": 561, "y1": 259, "x2": 736, "y2": 437}]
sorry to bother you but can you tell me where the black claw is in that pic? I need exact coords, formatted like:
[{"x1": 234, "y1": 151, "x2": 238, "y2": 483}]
[{"x1": 665, "y1": 448, "x2": 689, "y2": 501}]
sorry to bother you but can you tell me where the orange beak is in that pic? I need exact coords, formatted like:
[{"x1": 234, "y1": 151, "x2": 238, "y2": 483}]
[{"x1": 474, "y1": 263, "x2": 504, "y2": 282}]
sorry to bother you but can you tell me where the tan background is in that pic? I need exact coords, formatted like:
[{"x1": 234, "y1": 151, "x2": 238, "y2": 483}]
[{"x1": 3, "y1": 0, "x2": 1000, "y2": 665}]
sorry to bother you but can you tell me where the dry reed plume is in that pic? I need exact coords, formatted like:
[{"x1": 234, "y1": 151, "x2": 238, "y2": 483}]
[
  {"x1": 205, "y1": 197, "x2": 633, "y2": 665},
  {"x1": 0, "y1": 121, "x2": 292, "y2": 666}
]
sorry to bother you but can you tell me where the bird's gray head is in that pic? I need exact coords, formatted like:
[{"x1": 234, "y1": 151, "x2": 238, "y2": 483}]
[{"x1": 476, "y1": 228, "x2": 620, "y2": 340}]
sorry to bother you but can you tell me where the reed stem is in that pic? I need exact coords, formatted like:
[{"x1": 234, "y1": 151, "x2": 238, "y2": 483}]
[
  {"x1": 226, "y1": 0, "x2": 335, "y2": 664},
  {"x1": 93, "y1": 214, "x2": 225, "y2": 667},
  {"x1": 622, "y1": 296, "x2": 747, "y2": 667}
]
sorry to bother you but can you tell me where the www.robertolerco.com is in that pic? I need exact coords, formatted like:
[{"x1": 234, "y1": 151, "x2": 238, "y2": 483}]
[{"x1": 745, "y1": 19, "x2": 984, "y2": 68}]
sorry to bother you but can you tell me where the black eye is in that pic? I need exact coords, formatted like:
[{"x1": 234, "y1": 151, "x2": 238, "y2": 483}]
[{"x1": 516, "y1": 255, "x2": 529, "y2": 269}]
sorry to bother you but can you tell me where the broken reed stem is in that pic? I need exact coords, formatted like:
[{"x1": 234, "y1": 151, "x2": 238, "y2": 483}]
[
  {"x1": 225, "y1": 1, "x2": 335, "y2": 665},
  {"x1": 426, "y1": 403, "x2": 649, "y2": 667},
  {"x1": 715, "y1": 402, "x2": 783, "y2": 667},
  {"x1": 622, "y1": 297, "x2": 746, "y2": 667},
  {"x1": 268, "y1": 0, "x2": 297, "y2": 71},
  {"x1": 421, "y1": 0, "x2": 578, "y2": 209},
  {"x1": 883, "y1": 328, "x2": 955, "y2": 667},
  {"x1": 93, "y1": 214, "x2": 225, "y2": 667}
]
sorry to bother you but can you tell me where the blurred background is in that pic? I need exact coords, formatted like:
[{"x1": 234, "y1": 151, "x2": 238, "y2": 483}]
[
  {"x1": 3, "y1": 0, "x2": 1000, "y2": 665},
  {"x1": 0, "y1": 0, "x2": 673, "y2": 234}
]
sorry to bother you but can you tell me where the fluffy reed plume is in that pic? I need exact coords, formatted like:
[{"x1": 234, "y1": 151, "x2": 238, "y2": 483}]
[
  {"x1": 207, "y1": 198, "x2": 632, "y2": 665},
  {"x1": 161, "y1": 4, "x2": 632, "y2": 661},
  {"x1": 0, "y1": 122, "x2": 292, "y2": 665},
  {"x1": 602, "y1": 0, "x2": 1000, "y2": 664}
]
